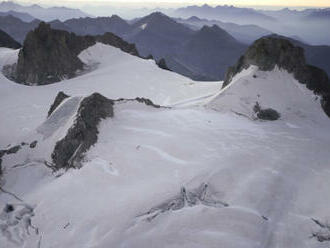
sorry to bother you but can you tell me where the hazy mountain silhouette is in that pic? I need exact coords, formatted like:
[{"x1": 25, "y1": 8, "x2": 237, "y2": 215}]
[
  {"x1": 0, "y1": 29, "x2": 21, "y2": 49},
  {"x1": 0, "y1": 10, "x2": 35, "y2": 22},
  {"x1": 0, "y1": 1, "x2": 90, "y2": 21}
]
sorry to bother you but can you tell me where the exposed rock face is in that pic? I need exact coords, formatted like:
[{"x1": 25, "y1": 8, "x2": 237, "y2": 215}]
[
  {"x1": 156, "y1": 58, "x2": 171, "y2": 71},
  {"x1": 12, "y1": 22, "x2": 139, "y2": 85},
  {"x1": 51, "y1": 93, "x2": 114, "y2": 169},
  {"x1": 253, "y1": 102, "x2": 280, "y2": 121},
  {"x1": 47, "y1": 91, "x2": 70, "y2": 117},
  {"x1": 14, "y1": 22, "x2": 95, "y2": 85},
  {"x1": 139, "y1": 183, "x2": 229, "y2": 222},
  {"x1": 223, "y1": 37, "x2": 330, "y2": 117},
  {"x1": 29, "y1": 140, "x2": 37, "y2": 148},
  {"x1": 0, "y1": 145, "x2": 22, "y2": 175},
  {"x1": 312, "y1": 218, "x2": 330, "y2": 242},
  {"x1": 134, "y1": 97, "x2": 161, "y2": 108},
  {"x1": 0, "y1": 29, "x2": 21, "y2": 49}
]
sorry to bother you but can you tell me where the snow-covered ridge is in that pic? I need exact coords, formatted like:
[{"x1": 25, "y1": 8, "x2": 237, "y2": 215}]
[{"x1": 208, "y1": 65, "x2": 330, "y2": 125}]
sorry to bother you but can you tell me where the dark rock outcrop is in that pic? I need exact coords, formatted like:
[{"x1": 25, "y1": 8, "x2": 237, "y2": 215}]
[
  {"x1": 29, "y1": 140, "x2": 38, "y2": 148},
  {"x1": 47, "y1": 91, "x2": 70, "y2": 117},
  {"x1": 0, "y1": 29, "x2": 21, "y2": 49},
  {"x1": 0, "y1": 145, "x2": 22, "y2": 175},
  {"x1": 156, "y1": 58, "x2": 171, "y2": 71},
  {"x1": 11, "y1": 22, "x2": 139, "y2": 85},
  {"x1": 312, "y1": 218, "x2": 330, "y2": 242},
  {"x1": 223, "y1": 36, "x2": 330, "y2": 117},
  {"x1": 134, "y1": 97, "x2": 161, "y2": 108},
  {"x1": 139, "y1": 183, "x2": 229, "y2": 222},
  {"x1": 51, "y1": 93, "x2": 114, "y2": 169},
  {"x1": 253, "y1": 102, "x2": 280, "y2": 121},
  {"x1": 14, "y1": 22, "x2": 95, "y2": 85}
]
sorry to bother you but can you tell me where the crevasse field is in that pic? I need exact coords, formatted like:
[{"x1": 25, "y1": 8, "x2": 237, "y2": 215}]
[{"x1": 0, "y1": 44, "x2": 330, "y2": 248}]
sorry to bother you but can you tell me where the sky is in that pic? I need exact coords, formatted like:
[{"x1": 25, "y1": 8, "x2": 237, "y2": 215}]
[{"x1": 16, "y1": 0, "x2": 330, "y2": 8}]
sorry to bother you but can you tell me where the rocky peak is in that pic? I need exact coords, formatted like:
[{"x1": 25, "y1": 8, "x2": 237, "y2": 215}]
[
  {"x1": 198, "y1": 25, "x2": 236, "y2": 42},
  {"x1": 13, "y1": 22, "x2": 95, "y2": 85},
  {"x1": 187, "y1": 16, "x2": 201, "y2": 22},
  {"x1": 188, "y1": 25, "x2": 242, "y2": 51},
  {"x1": 8, "y1": 22, "x2": 139, "y2": 85},
  {"x1": 222, "y1": 36, "x2": 330, "y2": 117}
]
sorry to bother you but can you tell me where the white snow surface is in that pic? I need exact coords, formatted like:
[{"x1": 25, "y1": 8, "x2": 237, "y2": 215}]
[
  {"x1": 0, "y1": 45, "x2": 330, "y2": 248},
  {"x1": 0, "y1": 44, "x2": 221, "y2": 146}
]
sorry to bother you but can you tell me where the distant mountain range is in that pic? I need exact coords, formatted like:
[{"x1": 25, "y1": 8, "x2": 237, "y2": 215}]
[
  {"x1": 173, "y1": 4, "x2": 277, "y2": 25},
  {"x1": 0, "y1": 10, "x2": 35, "y2": 22},
  {"x1": 304, "y1": 8, "x2": 330, "y2": 20},
  {"x1": 0, "y1": 12, "x2": 247, "y2": 81},
  {"x1": 259, "y1": 7, "x2": 330, "y2": 21},
  {"x1": 0, "y1": 1, "x2": 90, "y2": 21},
  {"x1": 126, "y1": 12, "x2": 248, "y2": 80},
  {"x1": 173, "y1": 4, "x2": 330, "y2": 24},
  {"x1": 1, "y1": 10, "x2": 329, "y2": 81},
  {"x1": 170, "y1": 5, "x2": 330, "y2": 45},
  {"x1": 0, "y1": 28, "x2": 21, "y2": 49},
  {"x1": 176, "y1": 16, "x2": 272, "y2": 44},
  {"x1": 48, "y1": 15, "x2": 134, "y2": 38},
  {"x1": 0, "y1": 15, "x2": 39, "y2": 43}
]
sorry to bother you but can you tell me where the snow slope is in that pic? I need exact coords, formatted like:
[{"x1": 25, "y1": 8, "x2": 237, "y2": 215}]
[
  {"x1": 0, "y1": 44, "x2": 221, "y2": 146},
  {"x1": 208, "y1": 65, "x2": 330, "y2": 127},
  {"x1": 1, "y1": 45, "x2": 330, "y2": 248}
]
